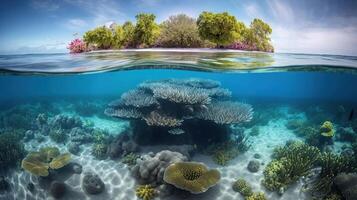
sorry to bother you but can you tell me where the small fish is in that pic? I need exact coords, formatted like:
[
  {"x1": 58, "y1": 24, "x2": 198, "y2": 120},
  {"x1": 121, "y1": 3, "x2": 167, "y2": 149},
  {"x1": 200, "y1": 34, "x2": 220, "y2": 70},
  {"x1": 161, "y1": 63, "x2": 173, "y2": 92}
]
[{"x1": 348, "y1": 109, "x2": 354, "y2": 121}]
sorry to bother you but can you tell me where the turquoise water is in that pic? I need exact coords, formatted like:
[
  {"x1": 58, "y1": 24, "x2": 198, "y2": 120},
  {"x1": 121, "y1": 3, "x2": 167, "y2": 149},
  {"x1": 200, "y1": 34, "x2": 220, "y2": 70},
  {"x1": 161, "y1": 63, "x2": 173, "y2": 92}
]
[{"x1": 0, "y1": 50, "x2": 357, "y2": 200}]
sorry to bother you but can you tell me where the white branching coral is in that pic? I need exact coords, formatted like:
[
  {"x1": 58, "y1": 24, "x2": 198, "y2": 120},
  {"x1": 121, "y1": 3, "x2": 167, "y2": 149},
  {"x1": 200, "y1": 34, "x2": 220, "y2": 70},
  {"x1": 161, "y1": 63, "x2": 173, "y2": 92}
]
[
  {"x1": 168, "y1": 128, "x2": 185, "y2": 135},
  {"x1": 141, "y1": 82, "x2": 211, "y2": 105},
  {"x1": 120, "y1": 89, "x2": 158, "y2": 107},
  {"x1": 196, "y1": 101, "x2": 253, "y2": 124},
  {"x1": 144, "y1": 111, "x2": 183, "y2": 127},
  {"x1": 105, "y1": 78, "x2": 253, "y2": 128},
  {"x1": 104, "y1": 107, "x2": 142, "y2": 119}
]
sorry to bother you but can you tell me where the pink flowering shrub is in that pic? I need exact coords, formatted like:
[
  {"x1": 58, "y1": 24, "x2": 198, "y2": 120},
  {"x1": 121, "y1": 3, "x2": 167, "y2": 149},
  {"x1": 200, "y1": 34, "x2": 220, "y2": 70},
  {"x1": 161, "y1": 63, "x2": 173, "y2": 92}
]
[{"x1": 67, "y1": 39, "x2": 87, "y2": 53}]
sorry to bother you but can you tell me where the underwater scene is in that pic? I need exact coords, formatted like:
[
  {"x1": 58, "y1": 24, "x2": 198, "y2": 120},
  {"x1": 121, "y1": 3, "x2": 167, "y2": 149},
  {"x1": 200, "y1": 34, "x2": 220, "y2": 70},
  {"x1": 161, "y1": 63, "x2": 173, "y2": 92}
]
[{"x1": 0, "y1": 51, "x2": 357, "y2": 200}]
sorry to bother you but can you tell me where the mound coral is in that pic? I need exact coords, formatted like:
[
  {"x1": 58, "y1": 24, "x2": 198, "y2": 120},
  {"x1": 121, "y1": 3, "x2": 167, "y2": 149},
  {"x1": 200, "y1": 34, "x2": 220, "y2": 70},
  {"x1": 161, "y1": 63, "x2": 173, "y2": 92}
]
[
  {"x1": 262, "y1": 141, "x2": 320, "y2": 193},
  {"x1": 246, "y1": 192, "x2": 267, "y2": 200},
  {"x1": 131, "y1": 150, "x2": 187, "y2": 185},
  {"x1": 135, "y1": 185, "x2": 157, "y2": 200},
  {"x1": 105, "y1": 78, "x2": 253, "y2": 146},
  {"x1": 320, "y1": 121, "x2": 334, "y2": 137},
  {"x1": 21, "y1": 147, "x2": 71, "y2": 177},
  {"x1": 163, "y1": 162, "x2": 221, "y2": 194},
  {"x1": 232, "y1": 178, "x2": 253, "y2": 197}
]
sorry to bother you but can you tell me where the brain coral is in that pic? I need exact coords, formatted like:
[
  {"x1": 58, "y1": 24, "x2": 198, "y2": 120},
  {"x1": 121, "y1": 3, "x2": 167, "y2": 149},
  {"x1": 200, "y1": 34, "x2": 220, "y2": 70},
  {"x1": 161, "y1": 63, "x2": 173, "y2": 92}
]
[{"x1": 163, "y1": 162, "x2": 221, "y2": 194}]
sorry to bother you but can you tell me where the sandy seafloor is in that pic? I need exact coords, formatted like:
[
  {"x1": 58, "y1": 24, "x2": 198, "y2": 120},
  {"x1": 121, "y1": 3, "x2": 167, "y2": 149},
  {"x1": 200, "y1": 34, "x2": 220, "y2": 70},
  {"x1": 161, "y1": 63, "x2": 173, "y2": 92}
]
[{"x1": 3, "y1": 106, "x2": 346, "y2": 200}]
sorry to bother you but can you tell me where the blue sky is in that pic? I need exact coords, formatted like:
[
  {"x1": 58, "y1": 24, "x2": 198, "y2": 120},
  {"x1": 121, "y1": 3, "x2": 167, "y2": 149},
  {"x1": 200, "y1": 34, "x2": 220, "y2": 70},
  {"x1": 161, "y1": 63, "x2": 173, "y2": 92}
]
[{"x1": 1, "y1": 0, "x2": 357, "y2": 55}]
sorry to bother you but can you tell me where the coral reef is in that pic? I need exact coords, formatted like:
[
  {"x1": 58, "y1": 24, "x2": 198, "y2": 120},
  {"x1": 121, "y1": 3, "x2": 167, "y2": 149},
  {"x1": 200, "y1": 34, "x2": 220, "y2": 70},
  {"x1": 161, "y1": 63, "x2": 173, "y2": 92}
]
[
  {"x1": 108, "y1": 130, "x2": 139, "y2": 159},
  {"x1": 91, "y1": 143, "x2": 108, "y2": 160},
  {"x1": 246, "y1": 192, "x2": 267, "y2": 200},
  {"x1": 131, "y1": 150, "x2": 188, "y2": 186},
  {"x1": 105, "y1": 78, "x2": 253, "y2": 146},
  {"x1": 232, "y1": 178, "x2": 253, "y2": 197},
  {"x1": 82, "y1": 172, "x2": 105, "y2": 194},
  {"x1": 263, "y1": 141, "x2": 320, "y2": 193},
  {"x1": 207, "y1": 134, "x2": 250, "y2": 166},
  {"x1": 136, "y1": 185, "x2": 157, "y2": 200},
  {"x1": 121, "y1": 153, "x2": 140, "y2": 166},
  {"x1": 163, "y1": 162, "x2": 221, "y2": 194},
  {"x1": 309, "y1": 152, "x2": 357, "y2": 198},
  {"x1": 0, "y1": 132, "x2": 26, "y2": 170},
  {"x1": 320, "y1": 121, "x2": 334, "y2": 137},
  {"x1": 334, "y1": 173, "x2": 357, "y2": 200},
  {"x1": 49, "y1": 129, "x2": 68, "y2": 143},
  {"x1": 21, "y1": 147, "x2": 71, "y2": 177},
  {"x1": 0, "y1": 176, "x2": 10, "y2": 194}
]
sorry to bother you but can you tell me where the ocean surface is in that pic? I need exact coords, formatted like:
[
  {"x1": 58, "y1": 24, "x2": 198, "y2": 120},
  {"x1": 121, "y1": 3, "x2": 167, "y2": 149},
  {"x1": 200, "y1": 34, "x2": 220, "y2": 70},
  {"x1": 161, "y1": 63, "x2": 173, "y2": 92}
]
[{"x1": 0, "y1": 49, "x2": 357, "y2": 200}]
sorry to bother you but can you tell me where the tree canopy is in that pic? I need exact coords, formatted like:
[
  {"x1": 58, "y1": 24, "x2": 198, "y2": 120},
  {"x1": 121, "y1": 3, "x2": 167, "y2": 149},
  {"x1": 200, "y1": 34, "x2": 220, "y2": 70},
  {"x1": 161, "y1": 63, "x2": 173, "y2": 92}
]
[
  {"x1": 134, "y1": 13, "x2": 160, "y2": 47},
  {"x1": 197, "y1": 12, "x2": 241, "y2": 47},
  {"x1": 79, "y1": 12, "x2": 274, "y2": 52},
  {"x1": 157, "y1": 14, "x2": 204, "y2": 48}
]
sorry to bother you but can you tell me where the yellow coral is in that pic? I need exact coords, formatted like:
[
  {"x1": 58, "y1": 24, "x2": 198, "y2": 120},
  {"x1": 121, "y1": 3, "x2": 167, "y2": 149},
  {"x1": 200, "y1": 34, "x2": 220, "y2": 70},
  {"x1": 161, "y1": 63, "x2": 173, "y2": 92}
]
[
  {"x1": 320, "y1": 121, "x2": 334, "y2": 137},
  {"x1": 39, "y1": 147, "x2": 60, "y2": 162},
  {"x1": 49, "y1": 153, "x2": 71, "y2": 169},
  {"x1": 135, "y1": 185, "x2": 156, "y2": 200},
  {"x1": 21, "y1": 156, "x2": 49, "y2": 176},
  {"x1": 246, "y1": 192, "x2": 267, "y2": 200},
  {"x1": 163, "y1": 162, "x2": 221, "y2": 194},
  {"x1": 21, "y1": 148, "x2": 71, "y2": 177}
]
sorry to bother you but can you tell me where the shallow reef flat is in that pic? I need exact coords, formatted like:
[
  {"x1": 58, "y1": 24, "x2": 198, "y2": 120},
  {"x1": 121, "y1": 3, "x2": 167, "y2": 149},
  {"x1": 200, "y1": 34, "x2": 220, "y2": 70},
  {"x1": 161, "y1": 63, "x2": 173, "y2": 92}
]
[{"x1": 0, "y1": 78, "x2": 357, "y2": 200}]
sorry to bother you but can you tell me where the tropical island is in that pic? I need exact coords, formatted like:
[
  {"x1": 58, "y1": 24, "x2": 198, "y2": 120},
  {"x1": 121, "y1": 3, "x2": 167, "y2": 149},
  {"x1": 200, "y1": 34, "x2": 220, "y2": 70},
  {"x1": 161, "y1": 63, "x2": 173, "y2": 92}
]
[{"x1": 68, "y1": 12, "x2": 274, "y2": 53}]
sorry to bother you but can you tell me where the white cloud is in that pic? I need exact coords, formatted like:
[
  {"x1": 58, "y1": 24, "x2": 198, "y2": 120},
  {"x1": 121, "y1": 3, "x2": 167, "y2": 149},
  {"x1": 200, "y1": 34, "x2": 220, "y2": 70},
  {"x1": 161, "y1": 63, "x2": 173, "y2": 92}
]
[
  {"x1": 66, "y1": 19, "x2": 88, "y2": 30},
  {"x1": 244, "y1": 3, "x2": 260, "y2": 18},
  {"x1": 64, "y1": 0, "x2": 127, "y2": 27},
  {"x1": 31, "y1": 0, "x2": 59, "y2": 11},
  {"x1": 267, "y1": 0, "x2": 294, "y2": 23},
  {"x1": 272, "y1": 25, "x2": 357, "y2": 56}
]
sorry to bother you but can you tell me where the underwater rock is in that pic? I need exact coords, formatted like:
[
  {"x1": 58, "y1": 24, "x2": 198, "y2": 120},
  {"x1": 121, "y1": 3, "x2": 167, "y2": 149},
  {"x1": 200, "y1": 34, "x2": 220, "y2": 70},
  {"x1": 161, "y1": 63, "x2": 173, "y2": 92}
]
[
  {"x1": 337, "y1": 127, "x2": 357, "y2": 142},
  {"x1": 247, "y1": 160, "x2": 260, "y2": 173},
  {"x1": 49, "y1": 181, "x2": 66, "y2": 198},
  {"x1": 26, "y1": 182, "x2": 35, "y2": 193},
  {"x1": 67, "y1": 142, "x2": 81, "y2": 155},
  {"x1": 82, "y1": 172, "x2": 105, "y2": 195},
  {"x1": 253, "y1": 153, "x2": 261, "y2": 159},
  {"x1": 0, "y1": 176, "x2": 10, "y2": 193},
  {"x1": 67, "y1": 162, "x2": 83, "y2": 174},
  {"x1": 131, "y1": 150, "x2": 188, "y2": 185},
  {"x1": 334, "y1": 173, "x2": 357, "y2": 200},
  {"x1": 108, "y1": 131, "x2": 138, "y2": 159}
]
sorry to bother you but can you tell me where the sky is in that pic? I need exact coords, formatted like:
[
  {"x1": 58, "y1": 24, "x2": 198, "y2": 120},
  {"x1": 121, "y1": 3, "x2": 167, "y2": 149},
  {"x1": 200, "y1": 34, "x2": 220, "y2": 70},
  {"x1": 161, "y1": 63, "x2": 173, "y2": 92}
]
[{"x1": 1, "y1": 0, "x2": 357, "y2": 56}]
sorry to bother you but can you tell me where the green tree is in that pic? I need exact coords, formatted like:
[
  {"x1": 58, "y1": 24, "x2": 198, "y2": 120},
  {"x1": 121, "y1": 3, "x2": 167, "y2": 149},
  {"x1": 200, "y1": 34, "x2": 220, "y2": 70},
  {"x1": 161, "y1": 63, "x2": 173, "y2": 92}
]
[
  {"x1": 83, "y1": 26, "x2": 113, "y2": 49},
  {"x1": 197, "y1": 12, "x2": 240, "y2": 47},
  {"x1": 122, "y1": 21, "x2": 135, "y2": 47},
  {"x1": 112, "y1": 25, "x2": 125, "y2": 48},
  {"x1": 157, "y1": 14, "x2": 203, "y2": 48},
  {"x1": 244, "y1": 18, "x2": 273, "y2": 52},
  {"x1": 134, "y1": 13, "x2": 160, "y2": 47}
]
